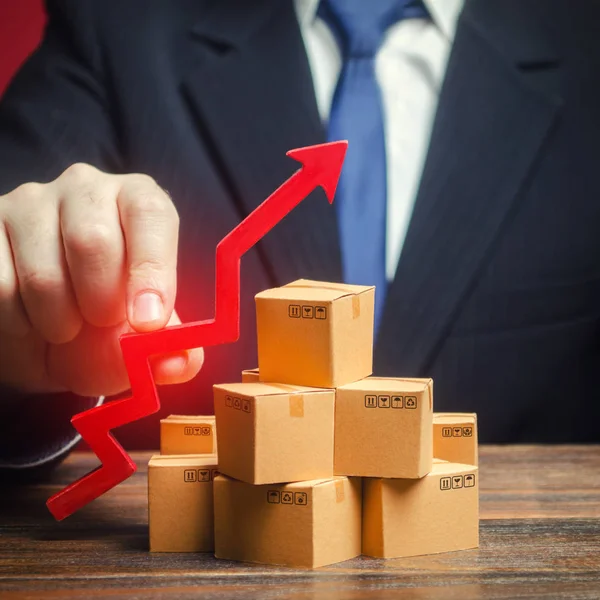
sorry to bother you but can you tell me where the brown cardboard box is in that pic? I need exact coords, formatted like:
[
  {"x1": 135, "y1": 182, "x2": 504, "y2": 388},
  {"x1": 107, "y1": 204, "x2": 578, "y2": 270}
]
[
  {"x1": 362, "y1": 460, "x2": 479, "y2": 558},
  {"x1": 335, "y1": 377, "x2": 433, "y2": 478},
  {"x1": 255, "y1": 279, "x2": 374, "y2": 388},
  {"x1": 214, "y1": 475, "x2": 362, "y2": 568},
  {"x1": 241, "y1": 368, "x2": 260, "y2": 383},
  {"x1": 160, "y1": 415, "x2": 216, "y2": 455},
  {"x1": 433, "y1": 413, "x2": 478, "y2": 466},
  {"x1": 213, "y1": 382, "x2": 334, "y2": 484},
  {"x1": 148, "y1": 454, "x2": 219, "y2": 552}
]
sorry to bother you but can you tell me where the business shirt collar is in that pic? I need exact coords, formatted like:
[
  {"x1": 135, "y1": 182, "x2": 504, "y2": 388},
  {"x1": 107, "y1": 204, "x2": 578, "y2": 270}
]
[{"x1": 294, "y1": 0, "x2": 464, "y2": 42}]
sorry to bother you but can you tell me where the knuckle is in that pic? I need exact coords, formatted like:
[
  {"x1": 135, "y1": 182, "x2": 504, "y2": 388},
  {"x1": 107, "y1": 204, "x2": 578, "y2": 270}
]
[
  {"x1": 61, "y1": 163, "x2": 97, "y2": 186},
  {"x1": 130, "y1": 256, "x2": 168, "y2": 277},
  {"x1": 129, "y1": 193, "x2": 164, "y2": 216},
  {"x1": 122, "y1": 177, "x2": 176, "y2": 218},
  {"x1": 127, "y1": 190, "x2": 168, "y2": 217},
  {"x1": 10, "y1": 182, "x2": 44, "y2": 204},
  {"x1": 64, "y1": 223, "x2": 116, "y2": 261},
  {"x1": 130, "y1": 173, "x2": 158, "y2": 189},
  {"x1": 20, "y1": 268, "x2": 64, "y2": 297}
]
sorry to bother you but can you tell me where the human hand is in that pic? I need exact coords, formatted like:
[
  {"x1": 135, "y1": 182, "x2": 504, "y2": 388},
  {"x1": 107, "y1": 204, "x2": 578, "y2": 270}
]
[{"x1": 0, "y1": 164, "x2": 203, "y2": 397}]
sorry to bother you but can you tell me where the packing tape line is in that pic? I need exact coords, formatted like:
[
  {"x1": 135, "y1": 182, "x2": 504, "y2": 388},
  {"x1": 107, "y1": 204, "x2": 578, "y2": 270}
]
[
  {"x1": 163, "y1": 422, "x2": 214, "y2": 432},
  {"x1": 289, "y1": 395, "x2": 304, "y2": 417},
  {"x1": 284, "y1": 283, "x2": 368, "y2": 295},
  {"x1": 335, "y1": 480, "x2": 345, "y2": 502},
  {"x1": 352, "y1": 295, "x2": 360, "y2": 319},
  {"x1": 162, "y1": 415, "x2": 216, "y2": 421},
  {"x1": 268, "y1": 383, "x2": 305, "y2": 393}
]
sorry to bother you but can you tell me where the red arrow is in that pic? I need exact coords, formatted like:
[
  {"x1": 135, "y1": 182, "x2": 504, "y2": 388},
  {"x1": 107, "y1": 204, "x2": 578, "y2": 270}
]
[{"x1": 46, "y1": 141, "x2": 348, "y2": 521}]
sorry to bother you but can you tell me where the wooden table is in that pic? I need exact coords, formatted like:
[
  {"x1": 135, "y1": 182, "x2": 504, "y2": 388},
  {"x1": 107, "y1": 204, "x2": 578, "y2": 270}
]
[{"x1": 1, "y1": 446, "x2": 599, "y2": 599}]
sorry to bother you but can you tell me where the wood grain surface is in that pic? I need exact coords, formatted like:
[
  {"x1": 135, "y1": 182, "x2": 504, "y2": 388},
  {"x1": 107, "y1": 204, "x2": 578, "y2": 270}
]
[{"x1": 1, "y1": 446, "x2": 599, "y2": 599}]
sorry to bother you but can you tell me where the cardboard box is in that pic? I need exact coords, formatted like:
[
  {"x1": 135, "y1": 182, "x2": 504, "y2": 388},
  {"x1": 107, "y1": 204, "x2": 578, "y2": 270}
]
[
  {"x1": 362, "y1": 460, "x2": 479, "y2": 558},
  {"x1": 214, "y1": 475, "x2": 361, "y2": 568},
  {"x1": 334, "y1": 377, "x2": 433, "y2": 478},
  {"x1": 433, "y1": 413, "x2": 478, "y2": 466},
  {"x1": 214, "y1": 382, "x2": 334, "y2": 484},
  {"x1": 241, "y1": 368, "x2": 260, "y2": 383},
  {"x1": 148, "y1": 454, "x2": 219, "y2": 552},
  {"x1": 160, "y1": 415, "x2": 216, "y2": 455},
  {"x1": 255, "y1": 279, "x2": 374, "y2": 388}
]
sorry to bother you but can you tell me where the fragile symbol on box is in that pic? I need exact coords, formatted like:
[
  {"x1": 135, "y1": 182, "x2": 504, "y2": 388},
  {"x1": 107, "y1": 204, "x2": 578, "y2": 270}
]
[
  {"x1": 294, "y1": 492, "x2": 308, "y2": 506},
  {"x1": 302, "y1": 306, "x2": 314, "y2": 319},
  {"x1": 242, "y1": 399, "x2": 252, "y2": 413},
  {"x1": 442, "y1": 427, "x2": 452, "y2": 437},
  {"x1": 365, "y1": 395, "x2": 377, "y2": 408},
  {"x1": 267, "y1": 490, "x2": 280, "y2": 504},
  {"x1": 364, "y1": 394, "x2": 417, "y2": 409},
  {"x1": 378, "y1": 395, "x2": 390, "y2": 408},
  {"x1": 184, "y1": 470, "x2": 197, "y2": 483},
  {"x1": 464, "y1": 474, "x2": 476, "y2": 487},
  {"x1": 233, "y1": 397, "x2": 242, "y2": 410},
  {"x1": 391, "y1": 396, "x2": 403, "y2": 408},
  {"x1": 281, "y1": 492, "x2": 293, "y2": 504},
  {"x1": 452, "y1": 475, "x2": 464, "y2": 489},
  {"x1": 288, "y1": 304, "x2": 301, "y2": 318},
  {"x1": 184, "y1": 426, "x2": 211, "y2": 436},
  {"x1": 198, "y1": 469, "x2": 211, "y2": 482},
  {"x1": 453, "y1": 427, "x2": 462, "y2": 437},
  {"x1": 315, "y1": 306, "x2": 327, "y2": 320},
  {"x1": 440, "y1": 477, "x2": 451, "y2": 491}
]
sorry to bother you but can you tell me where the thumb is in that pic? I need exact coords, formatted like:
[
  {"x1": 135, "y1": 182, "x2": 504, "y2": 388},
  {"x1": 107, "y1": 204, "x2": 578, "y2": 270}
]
[{"x1": 151, "y1": 310, "x2": 205, "y2": 385}]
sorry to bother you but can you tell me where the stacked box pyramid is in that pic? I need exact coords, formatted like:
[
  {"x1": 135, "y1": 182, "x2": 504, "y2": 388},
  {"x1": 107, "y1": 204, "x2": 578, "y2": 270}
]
[{"x1": 148, "y1": 280, "x2": 479, "y2": 567}]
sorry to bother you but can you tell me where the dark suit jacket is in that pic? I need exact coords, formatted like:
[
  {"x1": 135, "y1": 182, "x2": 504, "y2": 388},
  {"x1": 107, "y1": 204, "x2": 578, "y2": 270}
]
[{"x1": 1, "y1": 0, "x2": 599, "y2": 448}]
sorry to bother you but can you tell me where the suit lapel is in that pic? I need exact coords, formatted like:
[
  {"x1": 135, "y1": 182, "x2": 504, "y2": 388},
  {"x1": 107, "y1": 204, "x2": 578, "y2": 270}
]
[
  {"x1": 376, "y1": 0, "x2": 563, "y2": 375},
  {"x1": 181, "y1": 0, "x2": 341, "y2": 286}
]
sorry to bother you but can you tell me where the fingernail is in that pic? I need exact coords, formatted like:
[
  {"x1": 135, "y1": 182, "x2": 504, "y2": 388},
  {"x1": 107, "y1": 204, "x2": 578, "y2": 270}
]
[
  {"x1": 165, "y1": 354, "x2": 188, "y2": 374},
  {"x1": 133, "y1": 292, "x2": 164, "y2": 324}
]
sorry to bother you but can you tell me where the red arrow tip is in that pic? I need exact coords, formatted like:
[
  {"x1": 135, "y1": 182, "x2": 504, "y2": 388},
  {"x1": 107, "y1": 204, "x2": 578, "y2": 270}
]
[{"x1": 287, "y1": 141, "x2": 348, "y2": 204}]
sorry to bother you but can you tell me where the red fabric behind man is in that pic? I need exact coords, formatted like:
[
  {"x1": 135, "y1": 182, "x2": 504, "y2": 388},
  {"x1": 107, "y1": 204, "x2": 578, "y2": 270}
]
[{"x1": 0, "y1": 1, "x2": 46, "y2": 96}]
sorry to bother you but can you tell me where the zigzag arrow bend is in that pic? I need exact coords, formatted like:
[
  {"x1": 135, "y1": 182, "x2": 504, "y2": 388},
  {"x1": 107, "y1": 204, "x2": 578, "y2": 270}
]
[{"x1": 46, "y1": 141, "x2": 348, "y2": 521}]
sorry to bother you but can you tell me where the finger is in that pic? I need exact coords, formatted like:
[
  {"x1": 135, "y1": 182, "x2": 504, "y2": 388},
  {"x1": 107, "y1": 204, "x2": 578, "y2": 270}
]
[
  {"x1": 0, "y1": 220, "x2": 31, "y2": 336},
  {"x1": 5, "y1": 184, "x2": 82, "y2": 344},
  {"x1": 46, "y1": 319, "x2": 131, "y2": 398},
  {"x1": 59, "y1": 166, "x2": 126, "y2": 327},
  {"x1": 47, "y1": 310, "x2": 203, "y2": 397},
  {"x1": 150, "y1": 310, "x2": 204, "y2": 385},
  {"x1": 116, "y1": 175, "x2": 179, "y2": 332}
]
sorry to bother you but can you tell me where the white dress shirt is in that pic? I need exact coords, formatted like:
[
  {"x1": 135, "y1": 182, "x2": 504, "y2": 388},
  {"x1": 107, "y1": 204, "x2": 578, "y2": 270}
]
[{"x1": 294, "y1": 0, "x2": 464, "y2": 281}]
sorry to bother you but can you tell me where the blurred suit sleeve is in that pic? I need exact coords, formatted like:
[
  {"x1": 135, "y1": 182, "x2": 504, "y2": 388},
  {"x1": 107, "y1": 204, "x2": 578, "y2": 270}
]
[
  {"x1": 0, "y1": 0, "x2": 121, "y2": 471},
  {"x1": 0, "y1": 387, "x2": 103, "y2": 472}
]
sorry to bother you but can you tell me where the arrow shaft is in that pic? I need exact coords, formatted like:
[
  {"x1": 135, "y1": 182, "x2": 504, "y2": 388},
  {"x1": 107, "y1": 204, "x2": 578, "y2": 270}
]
[{"x1": 218, "y1": 169, "x2": 313, "y2": 257}]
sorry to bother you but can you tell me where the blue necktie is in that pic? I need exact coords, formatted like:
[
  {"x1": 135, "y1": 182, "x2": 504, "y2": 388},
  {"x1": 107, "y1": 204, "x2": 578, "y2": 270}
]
[{"x1": 320, "y1": 0, "x2": 429, "y2": 333}]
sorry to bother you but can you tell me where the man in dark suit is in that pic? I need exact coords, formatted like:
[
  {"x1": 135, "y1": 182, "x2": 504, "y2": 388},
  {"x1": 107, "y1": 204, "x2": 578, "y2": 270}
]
[{"x1": 0, "y1": 0, "x2": 599, "y2": 470}]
